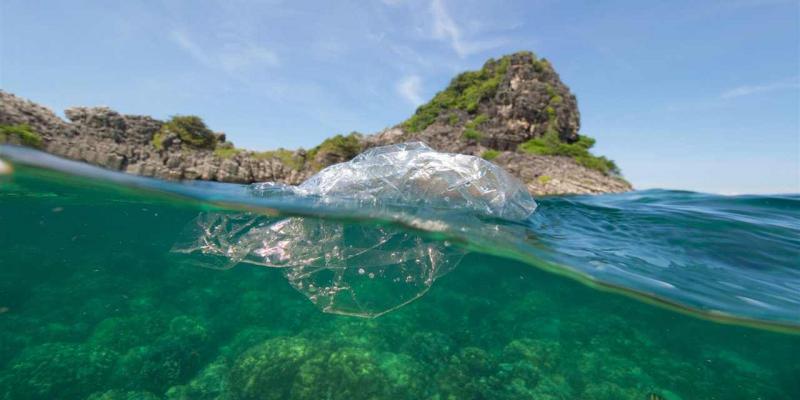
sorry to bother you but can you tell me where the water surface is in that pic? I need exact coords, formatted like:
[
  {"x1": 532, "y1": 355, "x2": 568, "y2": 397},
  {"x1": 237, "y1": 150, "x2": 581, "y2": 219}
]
[{"x1": 1, "y1": 147, "x2": 798, "y2": 399}]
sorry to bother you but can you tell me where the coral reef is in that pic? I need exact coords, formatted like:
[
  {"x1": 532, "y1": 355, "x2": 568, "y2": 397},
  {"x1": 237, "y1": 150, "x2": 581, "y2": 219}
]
[{"x1": 0, "y1": 343, "x2": 117, "y2": 399}]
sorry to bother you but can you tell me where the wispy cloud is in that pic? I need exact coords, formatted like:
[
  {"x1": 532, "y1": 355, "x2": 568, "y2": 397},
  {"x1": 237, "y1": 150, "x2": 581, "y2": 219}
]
[
  {"x1": 397, "y1": 75, "x2": 423, "y2": 105},
  {"x1": 429, "y1": 0, "x2": 504, "y2": 58},
  {"x1": 170, "y1": 30, "x2": 212, "y2": 66},
  {"x1": 169, "y1": 29, "x2": 279, "y2": 72},
  {"x1": 720, "y1": 78, "x2": 799, "y2": 99},
  {"x1": 219, "y1": 43, "x2": 279, "y2": 71}
]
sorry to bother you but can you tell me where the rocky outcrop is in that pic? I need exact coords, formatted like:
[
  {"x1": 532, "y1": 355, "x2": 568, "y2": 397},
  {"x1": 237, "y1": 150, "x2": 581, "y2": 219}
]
[
  {"x1": 0, "y1": 51, "x2": 632, "y2": 196},
  {"x1": 0, "y1": 93, "x2": 313, "y2": 184}
]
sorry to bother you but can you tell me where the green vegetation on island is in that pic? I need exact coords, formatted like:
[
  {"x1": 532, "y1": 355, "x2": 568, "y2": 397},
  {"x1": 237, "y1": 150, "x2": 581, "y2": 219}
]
[
  {"x1": 253, "y1": 149, "x2": 306, "y2": 171},
  {"x1": 0, "y1": 124, "x2": 42, "y2": 148},
  {"x1": 403, "y1": 56, "x2": 512, "y2": 133},
  {"x1": 153, "y1": 115, "x2": 217, "y2": 150},
  {"x1": 402, "y1": 52, "x2": 553, "y2": 134},
  {"x1": 212, "y1": 132, "x2": 363, "y2": 172},
  {"x1": 213, "y1": 141, "x2": 242, "y2": 159},
  {"x1": 307, "y1": 133, "x2": 362, "y2": 162},
  {"x1": 248, "y1": 133, "x2": 364, "y2": 172},
  {"x1": 397, "y1": 51, "x2": 620, "y2": 177},
  {"x1": 462, "y1": 128, "x2": 482, "y2": 141},
  {"x1": 538, "y1": 175, "x2": 552, "y2": 185},
  {"x1": 481, "y1": 149, "x2": 500, "y2": 161},
  {"x1": 306, "y1": 133, "x2": 363, "y2": 171},
  {"x1": 462, "y1": 114, "x2": 489, "y2": 141},
  {"x1": 519, "y1": 132, "x2": 619, "y2": 175}
]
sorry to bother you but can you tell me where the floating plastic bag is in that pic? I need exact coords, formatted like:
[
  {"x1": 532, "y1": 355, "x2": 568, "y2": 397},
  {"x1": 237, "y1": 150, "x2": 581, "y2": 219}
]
[
  {"x1": 173, "y1": 142, "x2": 536, "y2": 317},
  {"x1": 250, "y1": 141, "x2": 536, "y2": 220}
]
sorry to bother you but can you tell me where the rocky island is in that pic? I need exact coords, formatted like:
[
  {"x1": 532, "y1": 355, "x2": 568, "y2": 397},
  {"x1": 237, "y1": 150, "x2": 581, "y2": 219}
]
[{"x1": 0, "y1": 51, "x2": 631, "y2": 196}]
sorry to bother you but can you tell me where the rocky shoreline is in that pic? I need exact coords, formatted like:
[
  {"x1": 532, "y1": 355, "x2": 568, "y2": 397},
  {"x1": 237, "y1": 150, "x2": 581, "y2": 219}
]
[{"x1": 0, "y1": 52, "x2": 631, "y2": 196}]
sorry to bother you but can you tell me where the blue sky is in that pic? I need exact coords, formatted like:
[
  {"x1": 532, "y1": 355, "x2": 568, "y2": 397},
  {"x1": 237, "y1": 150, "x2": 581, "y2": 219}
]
[{"x1": 1, "y1": 0, "x2": 798, "y2": 194}]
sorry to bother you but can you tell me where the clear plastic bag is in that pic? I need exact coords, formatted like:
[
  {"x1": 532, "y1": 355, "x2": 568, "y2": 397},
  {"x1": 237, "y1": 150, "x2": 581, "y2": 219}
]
[{"x1": 172, "y1": 142, "x2": 536, "y2": 317}]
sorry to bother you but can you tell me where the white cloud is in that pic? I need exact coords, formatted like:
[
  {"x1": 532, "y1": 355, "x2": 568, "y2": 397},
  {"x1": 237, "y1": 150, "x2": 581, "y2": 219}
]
[
  {"x1": 720, "y1": 78, "x2": 799, "y2": 99},
  {"x1": 430, "y1": 0, "x2": 466, "y2": 56},
  {"x1": 429, "y1": 0, "x2": 504, "y2": 58},
  {"x1": 397, "y1": 75, "x2": 424, "y2": 105},
  {"x1": 169, "y1": 29, "x2": 279, "y2": 72},
  {"x1": 170, "y1": 30, "x2": 213, "y2": 66},
  {"x1": 219, "y1": 44, "x2": 279, "y2": 71}
]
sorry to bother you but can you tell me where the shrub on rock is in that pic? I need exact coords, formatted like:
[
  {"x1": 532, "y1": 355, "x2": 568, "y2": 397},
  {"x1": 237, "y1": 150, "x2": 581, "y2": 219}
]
[
  {"x1": 0, "y1": 124, "x2": 42, "y2": 148},
  {"x1": 152, "y1": 115, "x2": 216, "y2": 150}
]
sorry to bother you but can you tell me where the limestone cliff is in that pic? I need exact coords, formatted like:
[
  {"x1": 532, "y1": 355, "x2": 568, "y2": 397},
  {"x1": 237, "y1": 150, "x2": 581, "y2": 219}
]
[{"x1": 0, "y1": 51, "x2": 631, "y2": 195}]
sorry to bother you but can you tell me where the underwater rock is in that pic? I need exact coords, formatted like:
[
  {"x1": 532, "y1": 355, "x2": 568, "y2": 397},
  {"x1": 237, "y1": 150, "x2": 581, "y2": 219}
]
[
  {"x1": 228, "y1": 337, "x2": 314, "y2": 400},
  {"x1": 173, "y1": 142, "x2": 536, "y2": 317},
  {"x1": 0, "y1": 342, "x2": 117, "y2": 400},
  {"x1": 111, "y1": 316, "x2": 211, "y2": 393},
  {"x1": 86, "y1": 390, "x2": 161, "y2": 400},
  {"x1": 400, "y1": 331, "x2": 454, "y2": 365},
  {"x1": 89, "y1": 315, "x2": 167, "y2": 353},
  {"x1": 376, "y1": 352, "x2": 431, "y2": 399},
  {"x1": 0, "y1": 325, "x2": 29, "y2": 370},
  {"x1": 291, "y1": 347, "x2": 391, "y2": 400},
  {"x1": 502, "y1": 339, "x2": 561, "y2": 373},
  {"x1": 219, "y1": 327, "x2": 284, "y2": 359},
  {"x1": 582, "y1": 382, "x2": 644, "y2": 400},
  {"x1": 165, "y1": 357, "x2": 233, "y2": 400},
  {"x1": 435, "y1": 347, "x2": 498, "y2": 398},
  {"x1": 228, "y1": 337, "x2": 428, "y2": 400}
]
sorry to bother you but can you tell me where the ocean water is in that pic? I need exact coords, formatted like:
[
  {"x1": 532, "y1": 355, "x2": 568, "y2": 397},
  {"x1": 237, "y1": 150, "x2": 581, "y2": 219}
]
[{"x1": 0, "y1": 146, "x2": 798, "y2": 400}]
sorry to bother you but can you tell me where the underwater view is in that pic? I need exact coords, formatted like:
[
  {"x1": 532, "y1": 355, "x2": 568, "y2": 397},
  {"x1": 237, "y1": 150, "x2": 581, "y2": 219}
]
[{"x1": 0, "y1": 145, "x2": 798, "y2": 400}]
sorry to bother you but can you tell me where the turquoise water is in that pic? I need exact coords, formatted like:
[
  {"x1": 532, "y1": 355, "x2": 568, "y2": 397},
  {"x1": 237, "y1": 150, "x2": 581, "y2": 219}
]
[{"x1": 0, "y1": 147, "x2": 798, "y2": 399}]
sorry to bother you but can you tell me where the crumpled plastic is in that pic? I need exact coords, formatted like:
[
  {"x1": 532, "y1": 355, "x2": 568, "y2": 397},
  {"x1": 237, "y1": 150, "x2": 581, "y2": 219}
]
[
  {"x1": 172, "y1": 142, "x2": 537, "y2": 317},
  {"x1": 250, "y1": 142, "x2": 536, "y2": 220}
]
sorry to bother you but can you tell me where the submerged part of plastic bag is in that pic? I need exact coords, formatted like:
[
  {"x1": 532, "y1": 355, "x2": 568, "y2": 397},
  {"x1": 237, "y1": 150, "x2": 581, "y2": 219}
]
[
  {"x1": 173, "y1": 212, "x2": 464, "y2": 317},
  {"x1": 172, "y1": 142, "x2": 536, "y2": 317}
]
